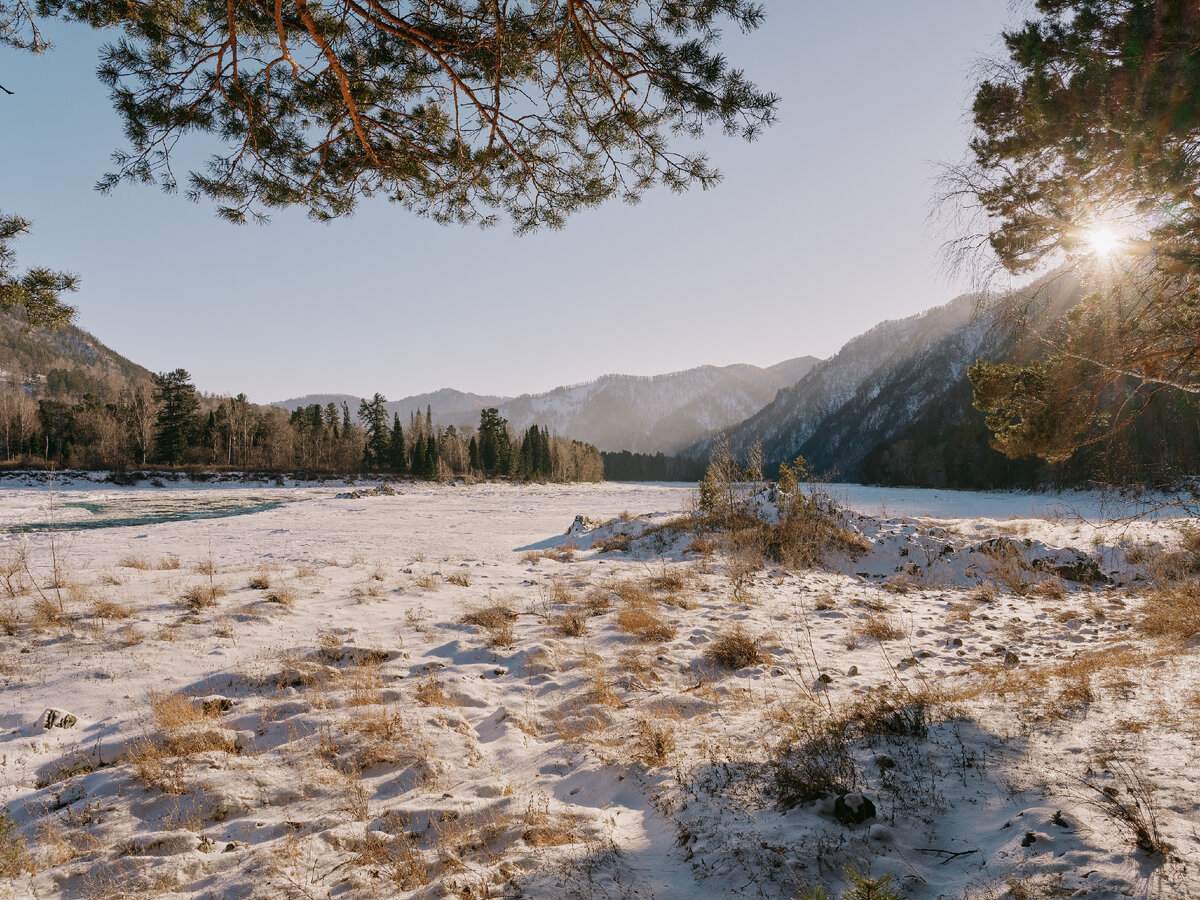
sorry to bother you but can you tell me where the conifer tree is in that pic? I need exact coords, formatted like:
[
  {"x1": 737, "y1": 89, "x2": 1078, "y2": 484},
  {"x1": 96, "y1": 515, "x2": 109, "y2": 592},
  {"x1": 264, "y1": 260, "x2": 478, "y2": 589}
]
[
  {"x1": 389, "y1": 413, "x2": 406, "y2": 473},
  {"x1": 152, "y1": 368, "x2": 198, "y2": 465},
  {"x1": 410, "y1": 429, "x2": 426, "y2": 478},
  {"x1": 2, "y1": 4, "x2": 777, "y2": 229},
  {"x1": 357, "y1": 393, "x2": 390, "y2": 470},
  {"x1": 468, "y1": 435, "x2": 480, "y2": 472},
  {"x1": 424, "y1": 432, "x2": 438, "y2": 480}
]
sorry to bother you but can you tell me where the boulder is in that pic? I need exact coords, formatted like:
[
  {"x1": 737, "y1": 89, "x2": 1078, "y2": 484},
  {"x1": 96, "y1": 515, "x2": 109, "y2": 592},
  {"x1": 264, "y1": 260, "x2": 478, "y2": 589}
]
[
  {"x1": 834, "y1": 792, "x2": 876, "y2": 826},
  {"x1": 41, "y1": 709, "x2": 77, "y2": 730}
]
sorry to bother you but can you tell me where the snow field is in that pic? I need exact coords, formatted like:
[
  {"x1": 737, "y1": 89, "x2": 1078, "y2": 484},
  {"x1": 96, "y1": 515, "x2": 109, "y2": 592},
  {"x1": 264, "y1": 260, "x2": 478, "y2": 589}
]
[{"x1": 0, "y1": 481, "x2": 1197, "y2": 899}]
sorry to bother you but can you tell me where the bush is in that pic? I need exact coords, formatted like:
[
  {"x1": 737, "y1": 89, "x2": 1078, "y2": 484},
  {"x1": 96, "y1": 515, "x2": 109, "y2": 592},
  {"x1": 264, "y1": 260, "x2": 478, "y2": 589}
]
[{"x1": 704, "y1": 624, "x2": 767, "y2": 670}]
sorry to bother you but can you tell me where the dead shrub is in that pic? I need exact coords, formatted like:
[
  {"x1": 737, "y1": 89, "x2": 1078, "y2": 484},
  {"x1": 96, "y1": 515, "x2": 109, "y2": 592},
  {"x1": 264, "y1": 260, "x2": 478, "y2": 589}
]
[
  {"x1": 156, "y1": 556, "x2": 182, "y2": 570},
  {"x1": 412, "y1": 573, "x2": 441, "y2": 591},
  {"x1": 91, "y1": 597, "x2": 134, "y2": 620},
  {"x1": 0, "y1": 602, "x2": 20, "y2": 635},
  {"x1": 248, "y1": 572, "x2": 272, "y2": 590},
  {"x1": 1139, "y1": 582, "x2": 1200, "y2": 642},
  {"x1": 616, "y1": 604, "x2": 676, "y2": 643},
  {"x1": 414, "y1": 678, "x2": 452, "y2": 707},
  {"x1": 31, "y1": 596, "x2": 69, "y2": 630},
  {"x1": 773, "y1": 728, "x2": 859, "y2": 808},
  {"x1": 118, "y1": 554, "x2": 151, "y2": 570},
  {"x1": 704, "y1": 624, "x2": 768, "y2": 670},
  {"x1": 581, "y1": 588, "x2": 612, "y2": 615},
  {"x1": 180, "y1": 583, "x2": 226, "y2": 610},
  {"x1": 634, "y1": 719, "x2": 675, "y2": 767},
  {"x1": 591, "y1": 532, "x2": 631, "y2": 553},
  {"x1": 521, "y1": 795, "x2": 586, "y2": 847},
  {"x1": 461, "y1": 604, "x2": 518, "y2": 647},
  {"x1": 444, "y1": 571, "x2": 471, "y2": 587},
  {"x1": 356, "y1": 821, "x2": 428, "y2": 890},
  {"x1": 0, "y1": 809, "x2": 28, "y2": 877},
  {"x1": 858, "y1": 612, "x2": 903, "y2": 642},
  {"x1": 684, "y1": 534, "x2": 717, "y2": 558},
  {"x1": 762, "y1": 495, "x2": 869, "y2": 571},
  {"x1": 266, "y1": 585, "x2": 298, "y2": 609},
  {"x1": 979, "y1": 540, "x2": 1037, "y2": 595},
  {"x1": 552, "y1": 608, "x2": 588, "y2": 637}
]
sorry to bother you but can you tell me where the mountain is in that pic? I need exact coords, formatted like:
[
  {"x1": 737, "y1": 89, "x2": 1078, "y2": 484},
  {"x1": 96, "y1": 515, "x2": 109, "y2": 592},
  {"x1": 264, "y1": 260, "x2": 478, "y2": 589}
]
[
  {"x1": 0, "y1": 308, "x2": 154, "y2": 397},
  {"x1": 684, "y1": 276, "x2": 1092, "y2": 486},
  {"x1": 273, "y1": 357, "x2": 820, "y2": 454}
]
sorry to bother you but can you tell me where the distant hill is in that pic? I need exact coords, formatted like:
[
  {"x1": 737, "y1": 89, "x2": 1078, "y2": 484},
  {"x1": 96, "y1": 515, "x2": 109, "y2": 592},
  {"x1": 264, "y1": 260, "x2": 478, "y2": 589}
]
[
  {"x1": 273, "y1": 357, "x2": 820, "y2": 454},
  {"x1": 0, "y1": 308, "x2": 154, "y2": 398}
]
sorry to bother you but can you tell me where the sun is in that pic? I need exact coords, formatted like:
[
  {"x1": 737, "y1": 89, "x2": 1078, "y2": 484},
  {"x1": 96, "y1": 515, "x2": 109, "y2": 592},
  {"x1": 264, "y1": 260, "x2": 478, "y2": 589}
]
[{"x1": 1085, "y1": 226, "x2": 1121, "y2": 257}]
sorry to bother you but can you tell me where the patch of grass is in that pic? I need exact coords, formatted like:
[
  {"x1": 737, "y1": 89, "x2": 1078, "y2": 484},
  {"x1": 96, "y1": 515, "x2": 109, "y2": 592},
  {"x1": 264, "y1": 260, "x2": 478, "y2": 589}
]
[
  {"x1": 0, "y1": 809, "x2": 28, "y2": 877},
  {"x1": 180, "y1": 583, "x2": 227, "y2": 610},
  {"x1": 91, "y1": 597, "x2": 134, "y2": 620},
  {"x1": 460, "y1": 604, "x2": 518, "y2": 647},
  {"x1": 634, "y1": 718, "x2": 675, "y2": 767},
  {"x1": 248, "y1": 571, "x2": 272, "y2": 590},
  {"x1": 552, "y1": 608, "x2": 588, "y2": 637},
  {"x1": 1139, "y1": 582, "x2": 1200, "y2": 642},
  {"x1": 444, "y1": 571, "x2": 471, "y2": 587},
  {"x1": 616, "y1": 604, "x2": 676, "y2": 643},
  {"x1": 118, "y1": 554, "x2": 151, "y2": 570},
  {"x1": 592, "y1": 532, "x2": 632, "y2": 553},
  {"x1": 412, "y1": 573, "x2": 441, "y2": 591},
  {"x1": 266, "y1": 584, "x2": 298, "y2": 608},
  {"x1": 704, "y1": 624, "x2": 768, "y2": 670},
  {"x1": 857, "y1": 612, "x2": 903, "y2": 642}
]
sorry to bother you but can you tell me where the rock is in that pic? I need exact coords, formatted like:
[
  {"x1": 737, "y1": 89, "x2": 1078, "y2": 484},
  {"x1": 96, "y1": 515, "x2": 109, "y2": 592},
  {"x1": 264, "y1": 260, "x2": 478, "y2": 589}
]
[
  {"x1": 818, "y1": 673, "x2": 833, "y2": 684},
  {"x1": 1003, "y1": 651, "x2": 1020, "y2": 666},
  {"x1": 875, "y1": 755, "x2": 895, "y2": 770},
  {"x1": 41, "y1": 709, "x2": 77, "y2": 730},
  {"x1": 846, "y1": 665, "x2": 859, "y2": 677},
  {"x1": 834, "y1": 792, "x2": 876, "y2": 826}
]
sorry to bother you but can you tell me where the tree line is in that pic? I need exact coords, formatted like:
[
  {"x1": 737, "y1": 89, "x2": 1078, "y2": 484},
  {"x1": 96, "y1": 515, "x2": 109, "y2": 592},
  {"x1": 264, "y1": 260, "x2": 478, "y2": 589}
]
[{"x1": 0, "y1": 369, "x2": 603, "y2": 482}]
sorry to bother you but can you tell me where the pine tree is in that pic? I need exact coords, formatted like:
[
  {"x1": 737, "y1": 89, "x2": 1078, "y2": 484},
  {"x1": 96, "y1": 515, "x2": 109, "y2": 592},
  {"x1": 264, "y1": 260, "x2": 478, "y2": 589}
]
[
  {"x1": 357, "y1": 393, "x2": 390, "y2": 470},
  {"x1": 389, "y1": 413, "x2": 406, "y2": 473},
  {"x1": 424, "y1": 432, "x2": 438, "y2": 480},
  {"x1": 410, "y1": 430, "x2": 426, "y2": 478},
  {"x1": 2, "y1": 6, "x2": 776, "y2": 229},
  {"x1": 152, "y1": 369, "x2": 199, "y2": 465},
  {"x1": 468, "y1": 435, "x2": 480, "y2": 472}
]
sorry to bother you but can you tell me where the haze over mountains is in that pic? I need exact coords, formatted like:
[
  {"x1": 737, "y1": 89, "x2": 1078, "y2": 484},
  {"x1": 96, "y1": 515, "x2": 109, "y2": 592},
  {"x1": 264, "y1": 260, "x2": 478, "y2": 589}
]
[{"x1": 273, "y1": 358, "x2": 820, "y2": 454}]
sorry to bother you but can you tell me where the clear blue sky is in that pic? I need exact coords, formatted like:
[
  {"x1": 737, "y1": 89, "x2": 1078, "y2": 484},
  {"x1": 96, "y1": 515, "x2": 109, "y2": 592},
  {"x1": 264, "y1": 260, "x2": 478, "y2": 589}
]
[{"x1": 1, "y1": 3, "x2": 1015, "y2": 403}]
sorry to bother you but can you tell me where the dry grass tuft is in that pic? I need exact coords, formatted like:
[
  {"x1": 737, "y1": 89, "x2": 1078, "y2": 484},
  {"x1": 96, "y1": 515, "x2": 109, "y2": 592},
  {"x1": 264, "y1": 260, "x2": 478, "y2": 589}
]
[
  {"x1": 634, "y1": 718, "x2": 675, "y2": 766},
  {"x1": 704, "y1": 624, "x2": 768, "y2": 669},
  {"x1": 1139, "y1": 582, "x2": 1200, "y2": 642},
  {"x1": 551, "y1": 608, "x2": 588, "y2": 637},
  {"x1": 91, "y1": 597, "x2": 134, "y2": 620},
  {"x1": 460, "y1": 604, "x2": 518, "y2": 647},
  {"x1": 118, "y1": 554, "x2": 151, "y2": 570},
  {"x1": 592, "y1": 532, "x2": 632, "y2": 553},
  {"x1": 180, "y1": 583, "x2": 227, "y2": 610},
  {"x1": 247, "y1": 571, "x2": 272, "y2": 590},
  {"x1": 444, "y1": 571, "x2": 471, "y2": 587},
  {"x1": 266, "y1": 584, "x2": 298, "y2": 608},
  {"x1": 616, "y1": 603, "x2": 676, "y2": 643},
  {"x1": 412, "y1": 573, "x2": 441, "y2": 591},
  {"x1": 858, "y1": 612, "x2": 903, "y2": 642}
]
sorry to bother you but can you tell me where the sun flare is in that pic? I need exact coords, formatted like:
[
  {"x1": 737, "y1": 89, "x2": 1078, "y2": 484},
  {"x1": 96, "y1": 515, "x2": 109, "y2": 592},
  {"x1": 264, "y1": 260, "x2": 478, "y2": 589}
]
[{"x1": 1086, "y1": 226, "x2": 1121, "y2": 257}]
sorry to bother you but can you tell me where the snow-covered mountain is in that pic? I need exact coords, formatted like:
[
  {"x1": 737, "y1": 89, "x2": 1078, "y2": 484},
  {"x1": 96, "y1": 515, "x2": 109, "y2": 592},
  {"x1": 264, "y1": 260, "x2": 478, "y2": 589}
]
[
  {"x1": 687, "y1": 275, "x2": 1084, "y2": 482},
  {"x1": 273, "y1": 358, "x2": 820, "y2": 454}
]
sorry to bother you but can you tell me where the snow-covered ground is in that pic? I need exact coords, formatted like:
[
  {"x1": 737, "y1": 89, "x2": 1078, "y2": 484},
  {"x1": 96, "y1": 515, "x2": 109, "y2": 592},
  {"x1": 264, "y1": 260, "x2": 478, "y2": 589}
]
[{"x1": 0, "y1": 481, "x2": 1197, "y2": 899}]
